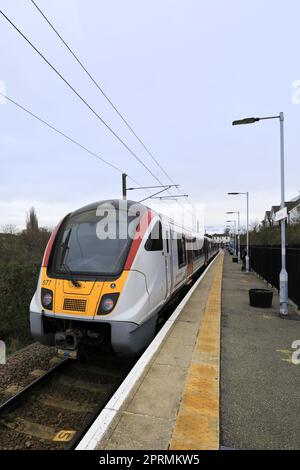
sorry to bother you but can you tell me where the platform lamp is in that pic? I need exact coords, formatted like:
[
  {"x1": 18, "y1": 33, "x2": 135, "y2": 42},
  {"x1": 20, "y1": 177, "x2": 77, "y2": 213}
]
[
  {"x1": 232, "y1": 113, "x2": 288, "y2": 316},
  {"x1": 228, "y1": 192, "x2": 250, "y2": 273},
  {"x1": 226, "y1": 220, "x2": 237, "y2": 256},
  {"x1": 226, "y1": 211, "x2": 240, "y2": 262}
]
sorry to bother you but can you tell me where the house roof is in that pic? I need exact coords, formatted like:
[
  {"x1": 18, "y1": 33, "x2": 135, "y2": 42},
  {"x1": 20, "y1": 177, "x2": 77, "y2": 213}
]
[
  {"x1": 286, "y1": 200, "x2": 299, "y2": 211},
  {"x1": 263, "y1": 196, "x2": 300, "y2": 223},
  {"x1": 270, "y1": 205, "x2": 280, "y2": 213}
]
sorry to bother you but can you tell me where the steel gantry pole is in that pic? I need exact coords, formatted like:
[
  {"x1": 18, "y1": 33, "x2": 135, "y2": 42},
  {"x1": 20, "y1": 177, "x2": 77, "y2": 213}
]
[{"x1": 122, "y1": 173, "x2": 127, "y2": 200}]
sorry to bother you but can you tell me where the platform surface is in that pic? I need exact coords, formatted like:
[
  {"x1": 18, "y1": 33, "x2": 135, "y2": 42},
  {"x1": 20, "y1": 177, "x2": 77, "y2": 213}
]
[
  {"x1": 93, "y1": 250, "x2": 300, "y2": 450},
  {"x1": 96, "y1": 254, "x2": 223, "y2": 450},
  {"x1": 221, "y1": 252, "x2": 300, "y2": 450}
]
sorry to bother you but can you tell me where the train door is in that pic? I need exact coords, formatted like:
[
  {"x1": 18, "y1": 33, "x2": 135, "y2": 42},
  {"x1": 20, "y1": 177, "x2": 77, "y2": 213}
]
[
  {"x1": 163, "y1": 225, "x2": 172, "y2": 298},
  {"x1": 186, "y1": 238, "x2": 193, "y2": 277},
  {"x1": 143, "y1": 219, "x2": 167, "y2": 310},
  {"x1": 204, "y1": 238, "x2": 208, "y2": 264}
]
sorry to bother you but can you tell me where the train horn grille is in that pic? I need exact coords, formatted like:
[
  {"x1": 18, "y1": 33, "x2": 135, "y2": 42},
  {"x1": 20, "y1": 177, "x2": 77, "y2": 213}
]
[{"x1": 63, "y1": 298, "x2": 87, "y2": 312}]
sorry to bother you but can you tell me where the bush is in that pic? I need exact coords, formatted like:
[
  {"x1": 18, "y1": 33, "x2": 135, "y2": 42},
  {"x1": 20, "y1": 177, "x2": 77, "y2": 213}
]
[
  {"x1": 240, "y1": 223, "x2": 300, "y2": 245},
  {"x1": 0, "y1": 262, "x2": 41, "y2": 353},
  {"x1": 0, "y1": 208, "x2": 51, "y2": 354}
]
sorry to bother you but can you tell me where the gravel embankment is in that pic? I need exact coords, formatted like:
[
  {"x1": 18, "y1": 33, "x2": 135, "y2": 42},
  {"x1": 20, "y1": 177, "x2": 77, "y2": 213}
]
[{"x1": 0, "y1": 343, "x2": 56, "y2": 404}]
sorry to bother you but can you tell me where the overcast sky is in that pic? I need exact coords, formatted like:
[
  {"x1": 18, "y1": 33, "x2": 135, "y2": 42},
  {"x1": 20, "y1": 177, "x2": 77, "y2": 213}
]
[{"x1": 1, "y1": 0, "x2": 300, "y2": 233}]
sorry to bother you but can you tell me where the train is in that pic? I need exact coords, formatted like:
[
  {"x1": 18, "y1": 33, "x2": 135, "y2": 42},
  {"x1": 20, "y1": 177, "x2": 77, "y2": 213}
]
[{"x1": 30, "y1": 199, "x2": 219, "y2": 356}]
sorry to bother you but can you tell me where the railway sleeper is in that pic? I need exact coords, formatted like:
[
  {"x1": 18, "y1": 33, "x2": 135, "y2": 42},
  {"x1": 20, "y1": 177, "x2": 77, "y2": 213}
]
[{"x1": 2, "y1": 417, "x2": 74, "y2": 442}]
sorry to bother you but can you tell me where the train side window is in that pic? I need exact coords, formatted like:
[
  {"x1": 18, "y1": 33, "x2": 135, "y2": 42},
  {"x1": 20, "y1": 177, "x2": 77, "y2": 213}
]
[
  {"x1": 177, "y1": 237, "x2": 186, "y2": 268},
  {"x1": 145, "y1": 221, "x2": 163, "y2": 251},
  {"x1": 166, "y1": 230, "x2": 169, "y2": 253}
]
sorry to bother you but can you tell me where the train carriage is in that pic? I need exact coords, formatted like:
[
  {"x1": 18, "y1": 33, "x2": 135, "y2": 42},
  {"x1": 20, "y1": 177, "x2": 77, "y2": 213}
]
[{"x1": 30, "y1": 199, "x2": 219, "y2": 356}]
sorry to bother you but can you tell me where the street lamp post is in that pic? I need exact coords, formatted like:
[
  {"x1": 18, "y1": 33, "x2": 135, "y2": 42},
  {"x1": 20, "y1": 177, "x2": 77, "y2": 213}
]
[
  {"x1": 226, "y1": 220, "x2": 237, "y2": 256},
  {"x1": 228, "y1": 192, "x2": 250, "y2": 273},
  {"x1": 227, "y1": 211, "x2": 240, "y2": 262},
  {"x1": 232, "y1": 113, "x2": 288, "y2": 316}
]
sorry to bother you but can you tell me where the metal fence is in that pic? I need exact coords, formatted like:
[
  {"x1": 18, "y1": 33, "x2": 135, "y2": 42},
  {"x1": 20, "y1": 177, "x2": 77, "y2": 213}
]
[{"x1": 240, "y1": 245, "x2": 300, "y2": 309}]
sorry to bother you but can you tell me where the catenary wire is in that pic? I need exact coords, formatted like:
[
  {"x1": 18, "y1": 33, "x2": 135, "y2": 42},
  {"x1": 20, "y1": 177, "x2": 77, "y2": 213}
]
[
  {"x1": 0, "y1": 91, "x2": 146, "y2": 191},
  {"x1": 0, "y1": 10, "x2": 172, "y2": 191},
  {"x1": 29, "y1": 0, "x2": 179, "y2": 190}
]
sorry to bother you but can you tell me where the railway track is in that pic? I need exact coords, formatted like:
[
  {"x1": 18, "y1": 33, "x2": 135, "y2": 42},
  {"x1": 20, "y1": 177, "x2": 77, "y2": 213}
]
[
  {"x1": 0, "y1": 259, "x2": 214, "y2": 450},
  {"x1": 0, "y1": 350, "x2": 134, "y2": 450}
]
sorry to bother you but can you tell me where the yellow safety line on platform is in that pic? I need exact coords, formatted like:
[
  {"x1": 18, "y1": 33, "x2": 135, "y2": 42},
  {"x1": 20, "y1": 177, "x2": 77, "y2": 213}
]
[{"x1": 170, "y1": 252, "x2": 224, "y2": 450}]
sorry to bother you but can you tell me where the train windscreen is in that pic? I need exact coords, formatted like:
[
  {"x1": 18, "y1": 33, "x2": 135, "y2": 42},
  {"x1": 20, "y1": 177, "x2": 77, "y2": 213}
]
[{"x1": 51, "y1": 206, "x2": 142, "y2": 276}]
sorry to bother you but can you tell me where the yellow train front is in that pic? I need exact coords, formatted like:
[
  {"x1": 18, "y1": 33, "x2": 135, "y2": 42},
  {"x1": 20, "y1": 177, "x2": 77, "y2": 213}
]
[{"x1": 30, "y1": 199, "x2": 218, "y2": 357}]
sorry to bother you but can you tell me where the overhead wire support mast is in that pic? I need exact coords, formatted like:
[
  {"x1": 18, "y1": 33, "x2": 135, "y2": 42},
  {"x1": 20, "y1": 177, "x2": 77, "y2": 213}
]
[
  {"x1": 0, "y1": 10, "x2": 170, "y2": 192},
  {"x1": 128, "y1": 185, "x2": 179, "y2": 191},
  {"x1": 29, "y1": 0, "x2": 178, "y2": 189},
  {"x1": 151, "y1": 195, "x2": 188, "y2": 199},
  {"x1": 138, "y1": 187, "x2": 177, "y2": 204},
  {"x1": 125, "y1": 183, "x2": 180, "y2": 204}
]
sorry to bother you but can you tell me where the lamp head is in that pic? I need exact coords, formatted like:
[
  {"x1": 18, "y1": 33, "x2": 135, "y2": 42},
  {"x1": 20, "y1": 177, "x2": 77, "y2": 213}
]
[{"x1": 232, "y1": 117, "x2": 260, "y2": 126}]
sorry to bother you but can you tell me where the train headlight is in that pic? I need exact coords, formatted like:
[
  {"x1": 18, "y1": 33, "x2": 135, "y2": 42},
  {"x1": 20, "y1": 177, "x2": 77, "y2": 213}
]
[
  {"x1": 102, "y1": 298, "x2": 114, "y2": 311},
  {"x1": 41, "y1": 288, "x2": 53, "y2": 310},
  {"x1": 97, "y1": 293, "x2": 120, "y2": 315}
]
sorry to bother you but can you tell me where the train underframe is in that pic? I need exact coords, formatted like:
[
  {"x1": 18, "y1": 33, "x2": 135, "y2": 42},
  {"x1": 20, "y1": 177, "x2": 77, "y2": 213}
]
[
  {"x1": 30, "y1": 309, "x2": 159, "y2": 358},
  {"x1": 30, "y1": 253, "x2": 217, "y2": 359}
]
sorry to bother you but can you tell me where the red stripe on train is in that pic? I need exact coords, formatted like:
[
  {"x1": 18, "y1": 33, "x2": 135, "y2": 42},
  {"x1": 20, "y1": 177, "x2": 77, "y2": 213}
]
[
  {"x1": 42, "y1": 218, "x2": 65, "y2": 267},
  {"x1": 124, "y1": 210, "x2": 155, "y2": 270}
]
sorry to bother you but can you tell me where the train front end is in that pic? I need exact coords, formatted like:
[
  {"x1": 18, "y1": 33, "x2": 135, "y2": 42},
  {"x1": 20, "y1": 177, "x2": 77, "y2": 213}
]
[{"x1": 30, "y1": 200, "x2": 154, "y2": 357}]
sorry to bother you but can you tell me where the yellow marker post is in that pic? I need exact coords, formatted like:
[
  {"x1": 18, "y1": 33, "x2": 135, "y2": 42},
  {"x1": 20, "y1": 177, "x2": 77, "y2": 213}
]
[{"x1": 52, "y1": 430, "x2": 76, "y2": 442}]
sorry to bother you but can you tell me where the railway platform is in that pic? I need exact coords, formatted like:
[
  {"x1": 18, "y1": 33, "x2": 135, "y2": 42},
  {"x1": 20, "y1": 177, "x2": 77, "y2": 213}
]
[
  {"x1": 78, "y1": 253, "x2": 223, "y2": 450},
  {"x1": 221, "y1": 251, "x2": 300, "y2": 450},
  {"x1": 77, "y1": 250, "x2": 300, "y2": 450}
]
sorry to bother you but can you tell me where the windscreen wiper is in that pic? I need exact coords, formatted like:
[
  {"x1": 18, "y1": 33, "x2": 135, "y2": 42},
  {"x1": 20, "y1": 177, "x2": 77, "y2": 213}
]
[
  {"x1": 60, "y1": 228, "x2": 72, "y2": 267},
  {"x1": 62, "y1": 262, "x2": 81, "y2": 288}
]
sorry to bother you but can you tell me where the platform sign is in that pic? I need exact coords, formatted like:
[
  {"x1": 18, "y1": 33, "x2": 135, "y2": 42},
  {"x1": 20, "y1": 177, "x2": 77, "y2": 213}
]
[{"x1": 274, "y1": 207, "x2": 287, "y2": 222}]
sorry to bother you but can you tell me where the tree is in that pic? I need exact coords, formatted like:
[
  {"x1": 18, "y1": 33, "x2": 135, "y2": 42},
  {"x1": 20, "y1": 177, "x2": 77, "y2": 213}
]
[
  {"x1": 2, "y1": 224, "x2": 18, "y2": 235},
  {"x1": 240, "y1": 218, "x2": 300, "y2": 246},
  {"x1": 26, "y1": 207, "x2": 39, "y2": 236},
  {"x1": 0, "y1": 208, "x2": 51, "y2": 353}
]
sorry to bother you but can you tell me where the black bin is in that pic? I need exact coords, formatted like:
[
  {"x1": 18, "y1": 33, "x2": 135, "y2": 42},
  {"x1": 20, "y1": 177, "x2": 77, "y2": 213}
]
[{"x1": 249, "y1": 289, "x2": 273, "y2": 308}]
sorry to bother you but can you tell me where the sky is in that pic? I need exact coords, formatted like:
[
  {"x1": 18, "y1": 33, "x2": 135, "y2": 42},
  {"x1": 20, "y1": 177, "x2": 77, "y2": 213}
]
[{"x1": 0, "y1": 0, "x2": 300, "y2": 233}]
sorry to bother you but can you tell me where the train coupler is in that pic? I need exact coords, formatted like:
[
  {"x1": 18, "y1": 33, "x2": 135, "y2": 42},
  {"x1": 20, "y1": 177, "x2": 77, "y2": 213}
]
[{"x1": 55, "y1": 330, "x2": 82, "y2": 360}]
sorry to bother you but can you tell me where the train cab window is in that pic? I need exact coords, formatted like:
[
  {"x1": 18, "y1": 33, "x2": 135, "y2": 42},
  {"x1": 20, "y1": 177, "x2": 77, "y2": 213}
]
[
  {"x1": 50, "y1": 207, "x2": 140, "y2": 277},
  {"x1": 177, "y1": 237, "x2": 187, "y2": 268},
  {"x1": 145, "y1": 221, "x2": 163, "y2": 251}
]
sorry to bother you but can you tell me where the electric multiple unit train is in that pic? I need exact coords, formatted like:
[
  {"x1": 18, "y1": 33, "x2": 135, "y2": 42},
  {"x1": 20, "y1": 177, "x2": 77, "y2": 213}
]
[{"x1": 30, "y1": 200, "x2": 219, "y2": 356}]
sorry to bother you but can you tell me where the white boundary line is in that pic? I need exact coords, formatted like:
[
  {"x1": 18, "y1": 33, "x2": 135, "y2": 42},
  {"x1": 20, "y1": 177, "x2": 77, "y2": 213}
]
[{"x1": 76, "y1": 253, "x2": 220, "y2": 450}]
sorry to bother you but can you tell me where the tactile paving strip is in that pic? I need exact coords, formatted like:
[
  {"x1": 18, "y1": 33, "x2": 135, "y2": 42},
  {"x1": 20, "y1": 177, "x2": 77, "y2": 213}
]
[{"x1": 170, "y1": 252, "x2": 224, "y2": 450}]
